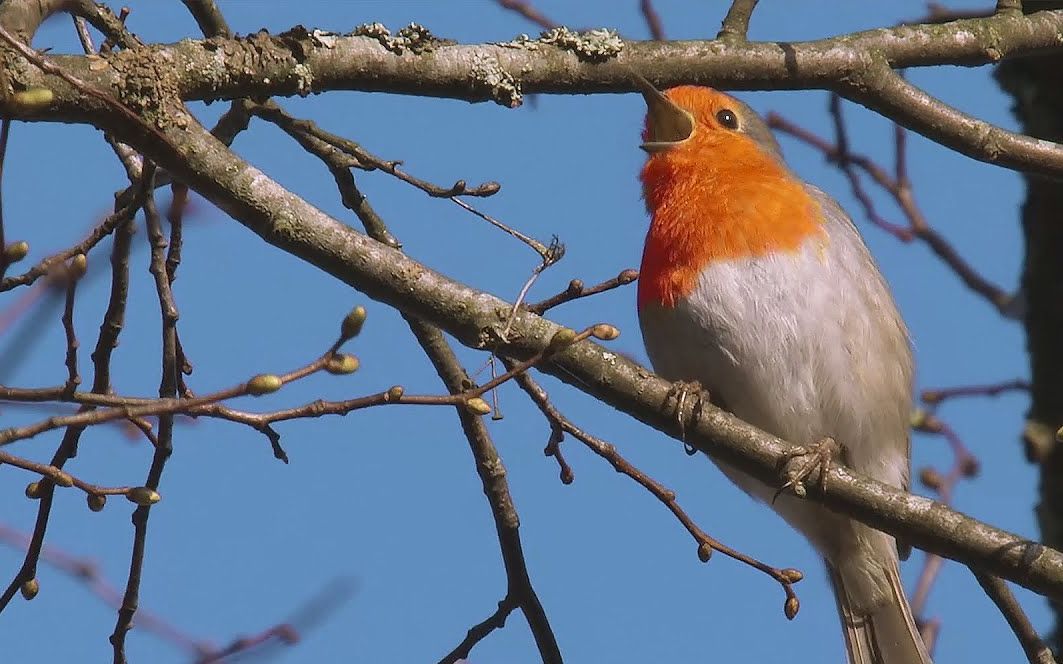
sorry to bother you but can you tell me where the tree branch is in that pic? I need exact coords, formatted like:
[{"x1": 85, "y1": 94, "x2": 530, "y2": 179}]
[{"x1": 5, "y1": 11, "x2": 1063, "y2": 175}]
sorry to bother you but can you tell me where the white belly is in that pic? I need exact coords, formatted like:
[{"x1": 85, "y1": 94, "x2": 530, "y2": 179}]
[{"x1": 638, "y1": 218, "x2": 912, "y2": 568}]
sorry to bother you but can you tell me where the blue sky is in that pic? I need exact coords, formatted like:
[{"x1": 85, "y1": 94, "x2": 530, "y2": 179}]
[{"x1": 0, "y1": 1, "x2": 1037, "y2": 662}]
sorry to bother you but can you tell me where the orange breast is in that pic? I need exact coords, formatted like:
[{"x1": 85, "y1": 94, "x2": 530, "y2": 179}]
[{"x1": 638, "y1": 140, "x2": 825, "y2": 308}]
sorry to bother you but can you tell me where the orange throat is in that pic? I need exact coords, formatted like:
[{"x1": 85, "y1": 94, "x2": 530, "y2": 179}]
[{"x1": 638, "y1": 144, "x2": 825, "y2": 309}]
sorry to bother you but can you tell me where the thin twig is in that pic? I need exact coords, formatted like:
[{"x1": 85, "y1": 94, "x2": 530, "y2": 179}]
[
  {"x1": 971, "y1": 568, "x2": 1057, "y2": 664},
  {"x1": 717, "y1": 0, "x2": 760, "y2": 40},
  {"x1": 639, "y1": 0, "x2": 665, "y2": 40},
  {"x1": 494, "y1": 0, "x2": 558, "y2": 30},
  {"x1": 509, "y1": 364, "x2": 804, "y2": 619},
  {"x1": 528, "y1": 269, "x2": 639, "y2": 314}
]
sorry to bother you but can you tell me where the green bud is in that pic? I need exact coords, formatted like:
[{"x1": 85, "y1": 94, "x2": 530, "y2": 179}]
[
  {"x1": 340, "y1": 306, "x2": 367, "y2": 340},
  {"x1": 325, "y1": 354, "x2": 360, "y2": 375},
  {"x1": 3, "y1": 241, "x2": 28, "y2": 263},
  {"x1": 544, "y1": 328, "x2": 577, "y2": 355},
  {"x1": 247, "y1": 374, "x2": 282, "y2": 396},
  {"x1": 126, "y1": 487, "x2": 161, "y2": 506}
]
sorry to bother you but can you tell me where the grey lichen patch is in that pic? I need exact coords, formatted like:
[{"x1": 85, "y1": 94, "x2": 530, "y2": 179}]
[
  {"x1": 495, "y1": 33, "x2": 540, "y2": 50},
  {"x1": 108, "y1": 46, "x2": 183, "y2": 129},
  {"x1": 351, "y1": 22, "x2": 449, "y2": 55},
  {"x1": 539, "y1": 27, "x2": 623, "y2": 62},
  {"x1": 471, "y1": 53, "x2": 522, "y2": 108}
]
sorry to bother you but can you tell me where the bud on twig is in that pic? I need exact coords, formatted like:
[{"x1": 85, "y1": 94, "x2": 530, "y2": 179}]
[
  {"x1": 3, "y1": 241, "x2": 28, "y2": 263},
  {"x1": 87, "y1": 494, "x2": 107, "y2": 512},
  {"x1": 68, "y1": 253, "x2": 88, "y2": 280},
  {"x1": 544, "y1": 328, "x2": 577, "y2": 356},
  {"x1": 697, "y1": 542, "x2": 713, "y2": 562},
  {"x1": 465, "y1": 397, "x2": 492, "y2": 416},
  {"x1": 784, "y1": 595, "x2": 800, "y2": 620},
  {"x1": 247, "y1": 374, "x2": 282, "y2": 396},
  {"x1": 126, "y1": 487, "x2": 161, "y2": 506},
  {"x1": 591, "y1": 324, "x2": 620, "y2": 341},
  {"x1": 340, "y1": 306, "x2": 367, "y2": 340},
  {"x1": 325, "y1": 354, "x2": 360, "y2": 375},
  {"x1": 20, "y1": 578, "x2": 39, "y2": 600},
  {"x1": 780, "y1": 568, "x2": 804, "y2": 583},
  {"x1": 25, "y1": 481, "x2": 43, "y2": 499},
  {"x1": 386, "y1": 385, "x2": 404, "y2": 402}
]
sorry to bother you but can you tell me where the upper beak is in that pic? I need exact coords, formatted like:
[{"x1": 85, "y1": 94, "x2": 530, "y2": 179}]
[{"x1": 633, "y1": 73, "x2": 694, "y2": 153}]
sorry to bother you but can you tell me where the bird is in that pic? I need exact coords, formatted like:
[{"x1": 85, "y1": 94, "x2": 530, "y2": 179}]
[{"x1": 634, "y1": 79, "x2": 931, "y2": 664}]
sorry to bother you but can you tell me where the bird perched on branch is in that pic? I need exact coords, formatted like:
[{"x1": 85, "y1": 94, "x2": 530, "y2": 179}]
[{"x1": 635, "y1": 79, "x2": 930, "y2": 664}]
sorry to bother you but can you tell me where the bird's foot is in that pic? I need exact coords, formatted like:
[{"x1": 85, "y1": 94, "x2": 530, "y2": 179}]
[
  {"x1": 665, "y1": 380, "x2": 707, "y2": 455},
  {"x1": 773, "y1": 436, "x2": 839, "y2": 502}
]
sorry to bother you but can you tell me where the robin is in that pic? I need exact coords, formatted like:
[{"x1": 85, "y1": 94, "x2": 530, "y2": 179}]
[{"x1": 635, "y1": 79, "x2": 930, "y2": 664}]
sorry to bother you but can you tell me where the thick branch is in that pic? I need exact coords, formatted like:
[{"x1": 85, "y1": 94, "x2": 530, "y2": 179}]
[{"x1": 5, "y1": 11, "x2": 1063, "y2": 176}]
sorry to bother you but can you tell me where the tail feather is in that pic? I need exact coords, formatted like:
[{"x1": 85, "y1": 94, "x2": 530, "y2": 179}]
[{"x1": 827, "y1": 561, "x2": 932, "y2": 664}]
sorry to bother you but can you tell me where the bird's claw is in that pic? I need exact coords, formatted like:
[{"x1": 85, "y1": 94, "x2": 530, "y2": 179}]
[
  {"x1": 665, "y1": 380, "x2": 706, "y2": 455},
  {"x1": 773, "y1": 437, "x2": 838, "y2": 503}
]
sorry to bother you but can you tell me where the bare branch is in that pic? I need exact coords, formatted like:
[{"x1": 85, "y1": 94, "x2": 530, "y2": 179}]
[
  {"x1": 971, "y1": 568, "x2": 1057, "y2": 664},
  {"x1": 718, "y1": 0, "x2": 759, "y2": 40},
  {"x1": 4, "y1": 12, "x2": 1063, "y2": 175}
]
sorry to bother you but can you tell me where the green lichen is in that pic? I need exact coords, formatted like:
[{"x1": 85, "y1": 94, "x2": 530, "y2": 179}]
[{"x1": 539, "y1": 27, "x2": 623, "y2": 61}]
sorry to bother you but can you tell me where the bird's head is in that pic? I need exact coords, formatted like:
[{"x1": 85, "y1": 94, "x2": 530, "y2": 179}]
[{"x1": 637, "y1": 79, "x2": 782, "y2": 164}]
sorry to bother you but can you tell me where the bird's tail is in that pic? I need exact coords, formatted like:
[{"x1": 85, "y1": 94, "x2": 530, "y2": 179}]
[{"x1": 826, "y1": 560, "x2": 933, "y2": 664}]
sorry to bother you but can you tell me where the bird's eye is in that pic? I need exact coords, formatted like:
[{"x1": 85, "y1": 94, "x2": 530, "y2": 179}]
[{"x1": 716, "y1": 109, "x2": 739, "y2": 130}]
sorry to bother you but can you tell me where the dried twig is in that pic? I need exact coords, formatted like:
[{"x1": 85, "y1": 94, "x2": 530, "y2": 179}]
[{"x1": 509, "y1": 363, "x2": 804, "y2": 619}]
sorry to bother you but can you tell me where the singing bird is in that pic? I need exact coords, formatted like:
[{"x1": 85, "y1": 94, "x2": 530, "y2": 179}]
[{"x1": 635, "y1": 80, "x2": 931, "y2": 664}]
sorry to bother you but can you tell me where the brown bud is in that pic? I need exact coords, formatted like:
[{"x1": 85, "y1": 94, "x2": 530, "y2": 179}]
[
  {"x1": 566, "y1": 279, "x2": 584, "y2": 293},
  {"x1": 959, "y1": 455, "x2": 980, "y2": 478},
  {"x1": 591, "y1": 323, "x2": 620, "y2": 341},
  {"x1": 386, "y1": 385, "x2": 405, "y2": 402},
  {"x1": 126, "y1": 487, "x2": 161, "y2": 506},
  {"x1": 780, "y1": 568, "x2": 804, "y2": 583},
  {"x1": 247, "y1": 374, "x2": 282, "y2": 396},
  {"x1": 784, "y1": 595, "x2": 800, "y2": 620},
  {"x1": 340, "y1": 306, "x2": 367, "y2": 340},
  {"x1": 920, "y1": 390, "x2": 942, "y2": 405},
  {"x1": 919, "y1": 467, "x2": 944, "y2": 491},
  {"x1": 545, "y1": 327, "x2": 577, "y2": 355},
  {"x1": 325, "y1": 354, "x2": 360, "y2": 375},
  {"x1": 465, "y1": 397, "x2": 492, "y2": 416},
  {"x1": 618, "y1": 268, "x2": 639, "y2": 283},
  {"x1": 559, "y1": 467, "x2": 574, "y2": 484},
  {"x1": 20, "y1": 578, "x2": 39, "y2": 600},
  {"x1": 25, "y1": 481, "x2": 43, "y2": 499},
  {"x1": 3, "y1": 241, "x2": 29, "y2": 263},
  {"x1": 697, "y1": 543, "x2": 713, "y2": 562},
  {"x1": 87, "y1": 494, "x2": 107, "y2": 512}
]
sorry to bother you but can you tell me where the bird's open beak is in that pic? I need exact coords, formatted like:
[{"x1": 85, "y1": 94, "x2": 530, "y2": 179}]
[{"x1": 634, "y1": 74, "x2": 695, "y2": 153}]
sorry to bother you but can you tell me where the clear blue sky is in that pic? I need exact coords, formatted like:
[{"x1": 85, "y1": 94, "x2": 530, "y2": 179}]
[{"x1": 0, "y1": 1, "x2": 1036, "y2": 662}]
